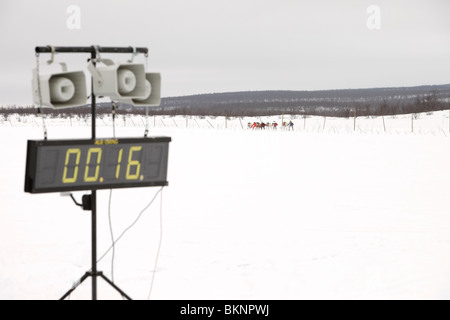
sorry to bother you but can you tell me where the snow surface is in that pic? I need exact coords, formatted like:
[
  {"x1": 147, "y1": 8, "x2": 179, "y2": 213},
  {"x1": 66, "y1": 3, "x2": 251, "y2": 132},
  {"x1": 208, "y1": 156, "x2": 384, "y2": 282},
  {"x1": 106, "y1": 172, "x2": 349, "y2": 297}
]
[{"x1": 1, "y1": 113, "x2": 450, "y2": 300}]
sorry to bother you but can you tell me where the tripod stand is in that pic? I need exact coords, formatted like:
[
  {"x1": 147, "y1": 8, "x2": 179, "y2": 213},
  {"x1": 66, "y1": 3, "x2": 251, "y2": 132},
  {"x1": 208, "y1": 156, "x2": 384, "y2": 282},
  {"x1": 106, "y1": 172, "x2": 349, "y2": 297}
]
[{"x1": 60, "y1": 193, "x2": 132, "y2": 300}]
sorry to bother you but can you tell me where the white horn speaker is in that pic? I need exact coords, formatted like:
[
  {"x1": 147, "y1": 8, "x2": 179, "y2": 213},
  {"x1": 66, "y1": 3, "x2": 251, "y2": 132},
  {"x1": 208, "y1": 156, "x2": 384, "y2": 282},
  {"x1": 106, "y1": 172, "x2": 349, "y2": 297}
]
[
  {"x1": 88, "y1": 60, "x2": 147, "y2": 100},
  {"x1": 122, "y1": 73, "x2": 161, "y2": 107},
  {"x1": 32, "y1": 68, "x2": 87, "y2": 109}
]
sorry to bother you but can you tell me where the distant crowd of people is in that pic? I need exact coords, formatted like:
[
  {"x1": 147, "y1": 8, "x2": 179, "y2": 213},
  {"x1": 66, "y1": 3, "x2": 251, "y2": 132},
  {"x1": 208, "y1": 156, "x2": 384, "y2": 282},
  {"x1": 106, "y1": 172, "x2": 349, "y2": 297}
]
[{"x1": 248, "y1": 121, "x2": 294, "y2": 131}]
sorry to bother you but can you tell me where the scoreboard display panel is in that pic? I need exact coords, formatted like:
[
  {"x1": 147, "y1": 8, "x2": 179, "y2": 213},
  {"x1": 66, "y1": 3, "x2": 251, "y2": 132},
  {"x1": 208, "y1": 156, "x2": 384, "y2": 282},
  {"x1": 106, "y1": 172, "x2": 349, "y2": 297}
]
[{"x1": 25, "y1": 137, "x2": 170, "y2": 194}]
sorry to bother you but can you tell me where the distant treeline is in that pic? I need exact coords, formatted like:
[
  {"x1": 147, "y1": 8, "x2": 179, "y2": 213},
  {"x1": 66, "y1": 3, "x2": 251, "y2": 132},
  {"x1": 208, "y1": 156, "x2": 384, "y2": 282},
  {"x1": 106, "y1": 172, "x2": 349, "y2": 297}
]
[{"x1": 2, "y1": 84, "x2": 450, "y2": 118}]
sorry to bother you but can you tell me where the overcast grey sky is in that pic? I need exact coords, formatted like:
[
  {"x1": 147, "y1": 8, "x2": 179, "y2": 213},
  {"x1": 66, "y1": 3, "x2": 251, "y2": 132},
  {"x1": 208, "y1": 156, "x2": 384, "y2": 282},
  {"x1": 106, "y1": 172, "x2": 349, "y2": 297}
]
[{"x1": 0, "y1": 0, "x2": 449, "y2": 105}]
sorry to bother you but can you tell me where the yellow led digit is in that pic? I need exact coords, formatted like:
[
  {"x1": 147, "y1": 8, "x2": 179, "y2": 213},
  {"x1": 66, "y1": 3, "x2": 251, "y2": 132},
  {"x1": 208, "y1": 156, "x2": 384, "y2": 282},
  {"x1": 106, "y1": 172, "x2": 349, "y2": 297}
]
[
  {"x1": 84, "y1": 148, "x2": 102, "y2": 182},
  {"x1": 116, "y1": 148, "x2": 123, "y2": 179},
  {"x1": 126, "y1": 146, "x2": 142, "y2": 180},
  {"x1": 62, "y1": 148, "x2": 81, "y2": 184}
]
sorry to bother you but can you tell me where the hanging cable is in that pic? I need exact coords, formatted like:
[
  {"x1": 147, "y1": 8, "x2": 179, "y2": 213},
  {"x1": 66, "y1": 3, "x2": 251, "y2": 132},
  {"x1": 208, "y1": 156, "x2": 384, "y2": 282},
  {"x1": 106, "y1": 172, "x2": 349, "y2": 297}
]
[
  {"x1": 145, "y1": 52, "x2": 149, "y2": 71},
  {"x1": 108, "y1": 189, "x2": 116, "y2": 283},
  {"x1": 147, "y1": 187, "x2": 164, "y2": 300},
  {"x1": 144, "y1": 107, "x2": 149, "y2": 137},
  {"x1": 97, "y1": 187, "x2": 164, "y2": 265},
  {"x1": 108, "y1": 101, "x2": 118, "y2": 283},
  {"x1": 35, "y1": 53, "x2": 48, "y2": 140}
]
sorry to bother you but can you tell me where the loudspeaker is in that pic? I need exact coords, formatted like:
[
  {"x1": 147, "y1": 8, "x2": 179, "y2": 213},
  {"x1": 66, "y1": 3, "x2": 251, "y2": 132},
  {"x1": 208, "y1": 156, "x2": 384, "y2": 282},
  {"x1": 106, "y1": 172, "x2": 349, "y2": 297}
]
[
  {"x1": 88, "y1": 60, "x2": 147, "y2": 100},
  {"x1": 122, "y1": 73, "x2": 161, "y2": 107},
  {"x1": 32, "y1": 68, "x2": 87, "y2": 109}
]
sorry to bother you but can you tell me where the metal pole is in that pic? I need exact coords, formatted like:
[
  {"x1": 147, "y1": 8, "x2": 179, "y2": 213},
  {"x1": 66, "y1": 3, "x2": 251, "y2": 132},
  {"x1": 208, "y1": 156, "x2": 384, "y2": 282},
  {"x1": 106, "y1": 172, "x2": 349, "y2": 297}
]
[
  {"x1": 35, "y1": 46, "x2": 148, "y2": 55},
  {"x1": 90, "y1": 47, "x2": 97, "y2": 301},
  {"x1": 91, "y1": 192, "x2": 97, "y2": 300},
  {"x1": 91, "y1": 48, "x2": 96, "y2": 140}
]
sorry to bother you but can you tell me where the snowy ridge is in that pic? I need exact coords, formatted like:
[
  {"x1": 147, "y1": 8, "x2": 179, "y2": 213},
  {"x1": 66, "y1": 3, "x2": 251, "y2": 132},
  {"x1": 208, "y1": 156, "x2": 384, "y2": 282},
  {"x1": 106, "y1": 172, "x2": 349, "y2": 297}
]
[{"x1": 2, "y1": 85, "x2": 450, "y2": 118}]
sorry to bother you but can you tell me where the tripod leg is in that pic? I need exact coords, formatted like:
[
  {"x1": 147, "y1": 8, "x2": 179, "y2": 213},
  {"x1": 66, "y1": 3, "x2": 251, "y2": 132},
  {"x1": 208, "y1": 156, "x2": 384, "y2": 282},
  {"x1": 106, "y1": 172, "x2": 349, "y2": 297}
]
[
  {"x1": 99, "y1": 273, "x2": 132, "y2": 300},
  {"x1": 60, "y1": 272, "x2": 91, "y2": 300}
]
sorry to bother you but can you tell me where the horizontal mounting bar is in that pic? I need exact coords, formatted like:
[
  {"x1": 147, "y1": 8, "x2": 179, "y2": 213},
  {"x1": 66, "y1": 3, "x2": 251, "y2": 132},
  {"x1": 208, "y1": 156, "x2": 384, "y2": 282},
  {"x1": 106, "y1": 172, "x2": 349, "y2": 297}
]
[{"x1": 35, "y1": 46, "x2": 148, "y2": 55}]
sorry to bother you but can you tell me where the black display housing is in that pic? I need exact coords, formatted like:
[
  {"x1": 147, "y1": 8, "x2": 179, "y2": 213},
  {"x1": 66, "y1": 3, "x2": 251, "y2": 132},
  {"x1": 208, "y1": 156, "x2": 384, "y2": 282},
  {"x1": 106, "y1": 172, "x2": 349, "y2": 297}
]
[{"x1": 25, "y1": 137, "x2": 170, "y2": 194}]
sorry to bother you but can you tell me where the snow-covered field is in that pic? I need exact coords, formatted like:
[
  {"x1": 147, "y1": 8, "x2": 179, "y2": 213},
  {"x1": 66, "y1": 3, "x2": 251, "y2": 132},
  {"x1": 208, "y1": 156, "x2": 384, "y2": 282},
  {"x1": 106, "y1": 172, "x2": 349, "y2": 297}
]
[{"x1": 1, "y1": 112, "x2": 450, "y2": 300}]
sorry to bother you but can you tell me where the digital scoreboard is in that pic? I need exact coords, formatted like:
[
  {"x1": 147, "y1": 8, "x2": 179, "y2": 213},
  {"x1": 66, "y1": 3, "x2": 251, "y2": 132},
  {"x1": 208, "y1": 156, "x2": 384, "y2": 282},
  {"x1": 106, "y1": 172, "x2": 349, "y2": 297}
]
[{"x1": 25, "y1": 137, "x2": 170, "y2": 194}]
